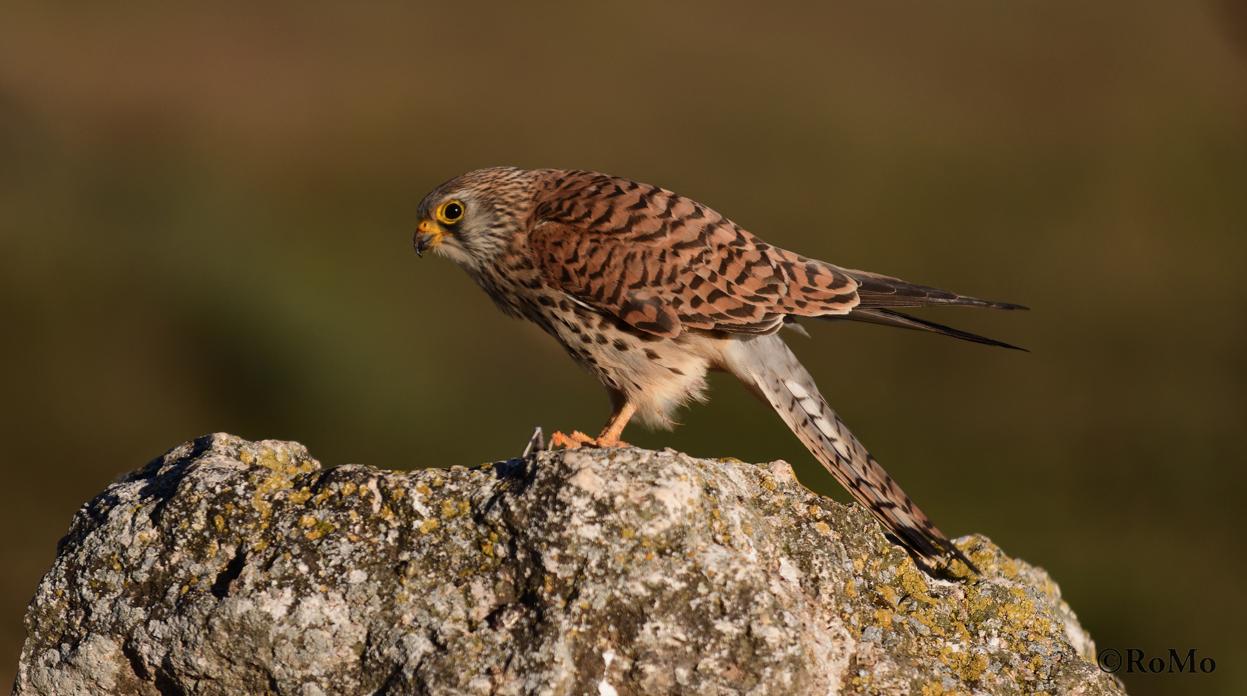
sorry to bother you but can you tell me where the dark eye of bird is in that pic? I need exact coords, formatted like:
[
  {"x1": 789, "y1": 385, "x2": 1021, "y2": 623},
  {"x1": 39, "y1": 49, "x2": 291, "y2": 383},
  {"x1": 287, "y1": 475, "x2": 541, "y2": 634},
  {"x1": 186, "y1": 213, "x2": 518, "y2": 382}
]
[{"x1": 443, "y1": 202, "x2": 463, "y2": 221}]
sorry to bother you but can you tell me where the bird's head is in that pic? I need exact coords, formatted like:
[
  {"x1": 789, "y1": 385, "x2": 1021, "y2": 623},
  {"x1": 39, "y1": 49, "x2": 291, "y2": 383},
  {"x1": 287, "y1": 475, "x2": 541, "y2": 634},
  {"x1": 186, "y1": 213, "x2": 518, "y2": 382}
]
[{"x1": 413, "y1": 166, "x2": 537, "y2": 269}]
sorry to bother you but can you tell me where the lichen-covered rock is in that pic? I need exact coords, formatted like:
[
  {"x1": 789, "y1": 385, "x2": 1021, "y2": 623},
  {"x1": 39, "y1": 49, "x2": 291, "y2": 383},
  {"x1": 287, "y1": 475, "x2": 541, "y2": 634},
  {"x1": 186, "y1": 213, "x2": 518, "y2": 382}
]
[{"x1": 14, "y1": 434, "x2": 1124, "y2": 695}]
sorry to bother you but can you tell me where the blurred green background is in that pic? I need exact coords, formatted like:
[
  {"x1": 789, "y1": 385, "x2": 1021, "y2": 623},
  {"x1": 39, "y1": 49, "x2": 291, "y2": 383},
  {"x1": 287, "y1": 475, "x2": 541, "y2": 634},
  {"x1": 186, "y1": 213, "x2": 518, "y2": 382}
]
[{"x1": 1, "y1": 3, "x2": 1244, "y2": 694}]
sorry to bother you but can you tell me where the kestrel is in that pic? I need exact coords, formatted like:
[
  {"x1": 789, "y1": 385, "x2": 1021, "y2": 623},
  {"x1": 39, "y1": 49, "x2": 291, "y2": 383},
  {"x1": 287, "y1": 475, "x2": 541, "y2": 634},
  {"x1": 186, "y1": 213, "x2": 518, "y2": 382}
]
[{"x1": 413, "y1": 167, "x2": 1024, "y2": 575}]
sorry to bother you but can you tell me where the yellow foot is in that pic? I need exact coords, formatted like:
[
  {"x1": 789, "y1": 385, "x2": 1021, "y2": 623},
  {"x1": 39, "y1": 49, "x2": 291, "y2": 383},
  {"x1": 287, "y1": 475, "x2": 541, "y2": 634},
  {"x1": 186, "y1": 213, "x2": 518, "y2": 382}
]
[
  {"x1": 550, "y1": 430, "x2": 595, "y2": 449},
  {"x1": 549, "y1": 431, "x2": 630, "y2": 449}
]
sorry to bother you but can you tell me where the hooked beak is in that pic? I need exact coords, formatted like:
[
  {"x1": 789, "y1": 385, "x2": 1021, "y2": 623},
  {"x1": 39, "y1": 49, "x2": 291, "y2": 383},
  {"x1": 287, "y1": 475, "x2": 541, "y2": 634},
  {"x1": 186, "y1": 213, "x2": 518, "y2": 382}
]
[{"x1": 413, "y1": 219, "x2": 445, "y2": 257}]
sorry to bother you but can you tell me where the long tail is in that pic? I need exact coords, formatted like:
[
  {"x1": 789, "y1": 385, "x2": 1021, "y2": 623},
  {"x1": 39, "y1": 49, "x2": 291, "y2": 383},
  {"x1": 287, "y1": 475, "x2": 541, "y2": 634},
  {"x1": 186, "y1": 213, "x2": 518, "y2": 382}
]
[
  {"x1": 722, "y1": 333, "x2": 977, "y2": 575},
  {"x1": 839, "y1": 267, "x2": 1028, "y2": 311},
  {"x1": 834, "y1": 308, "x2": 1027, "y2": 351}
]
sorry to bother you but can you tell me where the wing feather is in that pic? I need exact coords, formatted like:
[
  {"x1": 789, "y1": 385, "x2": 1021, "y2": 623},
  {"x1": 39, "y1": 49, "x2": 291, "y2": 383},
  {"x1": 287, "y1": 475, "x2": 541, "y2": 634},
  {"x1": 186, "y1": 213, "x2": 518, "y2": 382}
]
[{"x1": 527, "y1": 171, "x2": 860, "y2": 338}]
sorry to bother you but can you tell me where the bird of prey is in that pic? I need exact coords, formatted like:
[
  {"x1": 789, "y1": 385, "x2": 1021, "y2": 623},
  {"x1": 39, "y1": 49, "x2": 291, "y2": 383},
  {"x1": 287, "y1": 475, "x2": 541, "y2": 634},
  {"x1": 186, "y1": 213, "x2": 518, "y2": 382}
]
[{"x1": 413, "y1": 167, "x2": 1024, "y2": 575}]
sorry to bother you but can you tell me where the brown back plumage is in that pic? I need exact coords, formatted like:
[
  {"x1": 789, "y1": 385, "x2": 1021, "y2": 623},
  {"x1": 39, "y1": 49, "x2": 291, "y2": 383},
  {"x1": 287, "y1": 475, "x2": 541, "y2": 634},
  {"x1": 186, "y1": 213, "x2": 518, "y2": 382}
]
[{"x1": 526, "y1": 170, "x2": 861, "y2": 338}]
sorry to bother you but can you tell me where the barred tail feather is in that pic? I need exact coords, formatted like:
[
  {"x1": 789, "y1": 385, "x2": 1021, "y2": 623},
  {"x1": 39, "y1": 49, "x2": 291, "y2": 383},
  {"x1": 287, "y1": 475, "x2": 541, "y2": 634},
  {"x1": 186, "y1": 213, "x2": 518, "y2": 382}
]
[{"x1": 722, "y1": 333, "x2": 977, "y2": 575}]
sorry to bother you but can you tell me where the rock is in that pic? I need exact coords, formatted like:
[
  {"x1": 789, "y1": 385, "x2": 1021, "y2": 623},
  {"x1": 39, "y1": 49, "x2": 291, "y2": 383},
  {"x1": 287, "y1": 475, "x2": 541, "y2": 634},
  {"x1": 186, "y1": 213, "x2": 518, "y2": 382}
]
[{"x1": 14, "y1": 433, "x2": 1124, "y2": 695}]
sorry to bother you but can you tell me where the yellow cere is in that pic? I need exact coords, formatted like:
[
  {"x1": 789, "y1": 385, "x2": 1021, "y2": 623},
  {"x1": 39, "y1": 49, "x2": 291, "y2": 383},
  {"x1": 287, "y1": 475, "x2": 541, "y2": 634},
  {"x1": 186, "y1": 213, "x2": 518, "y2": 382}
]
[{"x1": 417, "y1": 219, "x2": 445, "y2": 244}]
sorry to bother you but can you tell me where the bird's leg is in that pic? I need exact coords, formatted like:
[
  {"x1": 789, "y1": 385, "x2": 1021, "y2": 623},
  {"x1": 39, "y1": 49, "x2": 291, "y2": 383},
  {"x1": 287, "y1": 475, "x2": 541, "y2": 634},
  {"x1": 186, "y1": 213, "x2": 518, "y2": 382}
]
[
  {"x1": 594, "y1": 399, "x2": 635, "y2": 447},
  {"x1": 551, "y1": 393, "x2": 635, "y2": 450}
]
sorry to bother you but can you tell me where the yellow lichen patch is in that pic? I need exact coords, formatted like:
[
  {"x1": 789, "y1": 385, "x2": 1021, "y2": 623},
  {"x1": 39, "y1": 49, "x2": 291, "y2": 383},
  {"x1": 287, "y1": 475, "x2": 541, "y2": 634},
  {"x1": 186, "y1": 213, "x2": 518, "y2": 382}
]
[
  {"x1": 812, "y1": 521, "x2": 832, "y2": 537},
  {"x1": 288, "y1": 489, "x2": 312, "y2": 505},
  {"x1": 251, "y1": 470, "x2": 304, "y2": 522},
  {"x1": 418, "y1": 518, "x2": 440, "y2": 534},
  {"x1": 250, "y1": 492, "x2": 273, "y2": 518},
  {"x1": 898, "y1": 565, "x2": 935, "y2": 605},
  {"x1": 213, "y1": 514, "x2": 226, "y2": 534},
  {"x1": 949, "y1": 619, "x2": 972, "y2": 643},
  {"x1": 759, "y1": 476, "x2": 777, "y2": 492},
  {"x1": 876, "y1": 584, "x2": 899, "y2": 608},
  {"x1": 304, "y1": 518, "x2": 336, "y2": 541},
  {"x1": 806, "y1": 504, "x2": 823, "y2": 518},
  {"x1": 964, "y1": 539, "x2": 1011, "y2": 578},
  {"x1": 874, "y1": 607, "x2": 894, "y2": 628},
  {"x1": 479, "y1": 531, "x2": 499, "y2": 557},
  {"x1": 1029, "y1": 654, "x2": 1046, "y2": 673},
  {"x1": 440, "y1": 500, "x2": 461, "y2": 519},
  {"x1": 921, "y1": 682, "x2": 968, "y2": 696},
  {"x1": 997, "y1": 557, "x2": 1020, "y2": 579},
  {"x1": 415, "y1": 483, "x2": 432, "y2": 496},
  {"x1": 844, "y1": 579, "x2": 858, "y2": 598},
  {"x1": 945, "y1": 557, "x2": 977, "y2": 581},
  {"x1": 939, "y1": 646, "x2": 989, "y2": 682},
  {"x1": 340, "y1": 482, "x2": 358, "y2": 497},
  {"x1": 254, "y1": 447, "x2": 286, "y2": 472},
  {"x1": 1000, "y1": 587, "x2": 1054, "y2": 636},
  {"x1": 963, "y1": 585, "x2": 994, "y2": 623},
  {"x1": 910, "y1": 606, "x2": 947, "y2": 637},
  {"x1": 620, "y1": 526, "x2": 635, "y2": 539}
]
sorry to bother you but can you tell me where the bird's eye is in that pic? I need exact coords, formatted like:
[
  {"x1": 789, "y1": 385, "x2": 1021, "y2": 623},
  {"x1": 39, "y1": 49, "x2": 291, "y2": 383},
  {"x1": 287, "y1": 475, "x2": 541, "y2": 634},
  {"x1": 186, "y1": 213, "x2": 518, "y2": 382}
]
[{"x1": 436, "y1": 199, "x2": 465, "y2": 225}]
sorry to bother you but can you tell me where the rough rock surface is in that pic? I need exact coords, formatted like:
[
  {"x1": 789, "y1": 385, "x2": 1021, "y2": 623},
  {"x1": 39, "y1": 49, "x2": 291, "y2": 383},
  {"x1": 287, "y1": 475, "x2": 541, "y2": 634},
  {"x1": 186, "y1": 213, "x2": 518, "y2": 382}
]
[{"x1": 14, "y1": 434, "x2": 1123, "y2": 695}]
